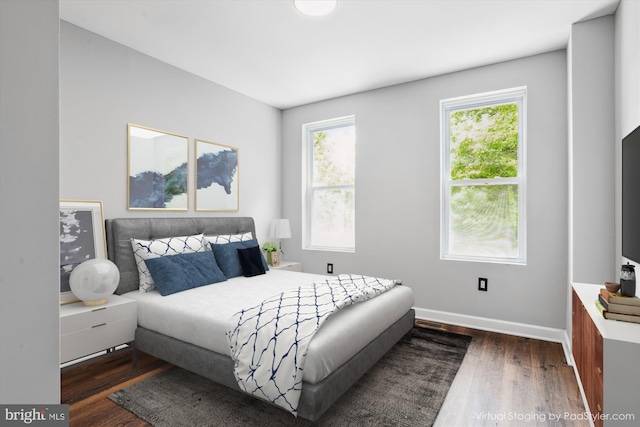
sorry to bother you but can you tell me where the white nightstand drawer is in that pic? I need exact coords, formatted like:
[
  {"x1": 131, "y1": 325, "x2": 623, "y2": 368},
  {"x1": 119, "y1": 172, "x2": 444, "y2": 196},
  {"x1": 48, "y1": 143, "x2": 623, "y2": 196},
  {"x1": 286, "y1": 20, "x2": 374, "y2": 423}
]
[
  {"x1": 61, "y1": 301, "x2": 135, "y2": 335},
  {"x1": 61, "y1": 317, "x2": 136, "y2": 363},
  {"x1": 59, "y1": 294, "x2": 137, "y2": 364}
]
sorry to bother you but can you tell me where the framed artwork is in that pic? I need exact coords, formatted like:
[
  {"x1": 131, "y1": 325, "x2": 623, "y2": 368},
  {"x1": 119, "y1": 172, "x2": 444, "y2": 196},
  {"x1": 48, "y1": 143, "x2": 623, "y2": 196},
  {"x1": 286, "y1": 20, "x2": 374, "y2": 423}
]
[
  {"x1": 195, "y1": 139, "x2": 239, "y2": 211},
  {"x1": 59, "y1": 200, "x2": 106, "y2": 303},
  {"x1": 128, "y1": 123, "x2": 189, "y2": 210},
  {"x1": 270, "y1": 251, "x2": 280, "y2": 267}
]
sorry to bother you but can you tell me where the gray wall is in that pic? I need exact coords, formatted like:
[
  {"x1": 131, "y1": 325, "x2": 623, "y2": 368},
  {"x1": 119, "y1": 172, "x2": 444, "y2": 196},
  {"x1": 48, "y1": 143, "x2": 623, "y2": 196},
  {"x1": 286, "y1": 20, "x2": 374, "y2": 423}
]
[
  {"x1": 615, "y1": 0, "x2": 640, "y2": 268},
  {"x1": 60, "y1": 22, "x2": 282, "y2": 243},
  {"x1": 565, "y1": 15, "x2": 616, "y2": 350},
  {"x1": 0, "y1": 0, "x2": 60, "y2": 403},
  {"x1": 569, "y1": 16, "x2": 616, "y2": 285},
  {"x1": 282, "y1": 51, "x2": 569, "y2": 329}
]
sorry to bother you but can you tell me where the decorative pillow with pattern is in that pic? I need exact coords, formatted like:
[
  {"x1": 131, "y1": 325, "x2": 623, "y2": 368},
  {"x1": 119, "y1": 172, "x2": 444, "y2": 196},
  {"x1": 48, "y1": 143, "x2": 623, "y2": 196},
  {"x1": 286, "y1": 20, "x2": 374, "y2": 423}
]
[
  {"x1": 131, "y1": 234, "x2": 209, "y2": 292},
  {"x1": 204, "y1": 232, "x2": 253, "y2": 245}
]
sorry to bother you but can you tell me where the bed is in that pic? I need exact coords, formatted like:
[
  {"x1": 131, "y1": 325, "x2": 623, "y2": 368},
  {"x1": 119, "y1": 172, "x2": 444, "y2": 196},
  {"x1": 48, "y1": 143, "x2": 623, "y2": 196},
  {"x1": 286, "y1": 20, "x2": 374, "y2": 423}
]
[{"x1": 106, "y1": 217, "x2": 415, "y2": 422}]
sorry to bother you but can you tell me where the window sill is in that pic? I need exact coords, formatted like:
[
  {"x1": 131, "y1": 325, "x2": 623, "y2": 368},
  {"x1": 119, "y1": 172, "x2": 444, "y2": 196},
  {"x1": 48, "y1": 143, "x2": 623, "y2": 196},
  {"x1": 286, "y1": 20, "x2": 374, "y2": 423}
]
[
  {"x1": 304, "y1": 246, "x2": 355, "y2": 254},
  {"x1": 441, "y1": 255, "x2": 526, "y2": 266}
]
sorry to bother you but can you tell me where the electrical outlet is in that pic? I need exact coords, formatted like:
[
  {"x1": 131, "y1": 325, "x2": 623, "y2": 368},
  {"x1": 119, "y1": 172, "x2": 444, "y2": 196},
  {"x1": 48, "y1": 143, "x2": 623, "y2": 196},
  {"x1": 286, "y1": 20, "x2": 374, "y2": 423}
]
[
  {"x1": 327, "y1": 263, "x2": 333, "y2": 274},
  {"x1": 478, "y1": 277, "x2": 488, "y2": 291}
]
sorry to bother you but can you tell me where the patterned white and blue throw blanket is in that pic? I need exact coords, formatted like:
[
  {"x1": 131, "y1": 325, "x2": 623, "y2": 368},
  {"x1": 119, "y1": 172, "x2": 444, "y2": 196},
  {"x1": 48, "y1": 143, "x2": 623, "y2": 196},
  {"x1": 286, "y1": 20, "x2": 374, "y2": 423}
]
[{"x1": 226, "y1": 274, "x2": 399, "y2": 416}]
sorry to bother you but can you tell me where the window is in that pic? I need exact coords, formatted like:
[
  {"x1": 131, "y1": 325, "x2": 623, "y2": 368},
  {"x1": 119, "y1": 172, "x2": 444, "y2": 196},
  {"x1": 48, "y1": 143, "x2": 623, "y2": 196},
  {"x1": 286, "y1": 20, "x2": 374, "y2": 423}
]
[
  {"x1": 441, "y1": 87, "x2": 526, "y2": 264},
  {"x1": 303, "y1": 116, "x2": 356, "y2": 252}
]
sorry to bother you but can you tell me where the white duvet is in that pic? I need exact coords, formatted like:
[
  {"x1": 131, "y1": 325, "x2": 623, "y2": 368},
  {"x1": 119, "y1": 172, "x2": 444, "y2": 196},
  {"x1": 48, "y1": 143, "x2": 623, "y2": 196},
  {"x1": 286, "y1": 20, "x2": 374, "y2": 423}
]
[
  {"x1": 228, "y1": 274, "x2": 399, "y2": 415},
  {"x1": 123, "y1": 269, "x2": 415, "y2": 384}
]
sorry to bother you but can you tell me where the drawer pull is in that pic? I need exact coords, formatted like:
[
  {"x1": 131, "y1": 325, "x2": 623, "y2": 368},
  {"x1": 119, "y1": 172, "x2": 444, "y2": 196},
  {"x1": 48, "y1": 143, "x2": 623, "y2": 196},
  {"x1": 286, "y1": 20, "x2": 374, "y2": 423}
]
[
  {"x1": 92, "y1": 307, "x2": 107, "y2": 312},
  {"x1": 596, "y1": 367, "x2": 602, "y2": 374},
  {"x1": 597, "y1": 404, "x2": 602, "y2": 412},
  {"x1": 92, "y1": 323, "x2": 107, "y2": 328}
]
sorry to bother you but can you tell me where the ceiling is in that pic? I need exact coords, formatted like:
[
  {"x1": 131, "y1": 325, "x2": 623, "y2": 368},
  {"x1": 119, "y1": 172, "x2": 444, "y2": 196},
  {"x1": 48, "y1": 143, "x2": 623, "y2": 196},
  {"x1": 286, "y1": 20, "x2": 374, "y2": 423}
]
[{"x1": 59, "y1": 0, "x2": 620, "y2": 110}]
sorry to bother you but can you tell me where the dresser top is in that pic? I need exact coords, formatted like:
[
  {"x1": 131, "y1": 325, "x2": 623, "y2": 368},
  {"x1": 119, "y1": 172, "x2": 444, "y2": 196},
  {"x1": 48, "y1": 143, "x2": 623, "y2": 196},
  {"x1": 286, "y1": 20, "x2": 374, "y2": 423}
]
[{"x1": 573, "y1": 282, "x2": 640, "y2": 344}]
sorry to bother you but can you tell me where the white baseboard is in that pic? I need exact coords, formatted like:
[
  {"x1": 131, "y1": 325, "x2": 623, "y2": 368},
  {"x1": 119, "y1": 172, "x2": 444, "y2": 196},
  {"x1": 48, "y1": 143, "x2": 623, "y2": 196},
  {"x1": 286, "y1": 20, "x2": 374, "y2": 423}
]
[
  {"x1": 415, "y1": 307, "x2": 574, "y2": 366},
  {"x1": 562, "y1": 330, "x2": 575, "y2": 366}
]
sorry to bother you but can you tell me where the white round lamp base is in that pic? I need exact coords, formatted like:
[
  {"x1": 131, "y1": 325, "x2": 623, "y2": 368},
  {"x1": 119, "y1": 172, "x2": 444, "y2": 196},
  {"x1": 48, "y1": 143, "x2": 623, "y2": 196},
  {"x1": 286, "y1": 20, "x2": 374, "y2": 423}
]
[
  {"x1": 69, "y1": 259, "x2": 120, "y2": 306},
  {"x1": 81, "y1": 298, "x2": 109, "y2": 306}
]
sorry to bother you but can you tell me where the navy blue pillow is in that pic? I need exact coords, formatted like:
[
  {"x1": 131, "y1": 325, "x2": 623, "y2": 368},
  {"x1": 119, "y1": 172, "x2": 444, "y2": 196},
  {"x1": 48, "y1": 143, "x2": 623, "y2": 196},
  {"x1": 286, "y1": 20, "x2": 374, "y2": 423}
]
[
  {"x1": 237, "y1": 246, "x2": 267, "y2": 277},
  {"x1": 209, "y1": 239, "x2": 269, "y2": 278},
  {"x1": 144, "y1": 251, "x2": 227, "y2": 296}
]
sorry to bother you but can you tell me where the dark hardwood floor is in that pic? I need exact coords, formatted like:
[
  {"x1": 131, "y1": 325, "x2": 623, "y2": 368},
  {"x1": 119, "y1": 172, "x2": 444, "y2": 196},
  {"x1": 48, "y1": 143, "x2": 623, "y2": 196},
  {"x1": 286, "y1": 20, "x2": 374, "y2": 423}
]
[
  {"x1": 61, "y1": 322, "x2": 588, "y2": 426},
  {"x1": 61, "y1": 350, "x2": 169, "y2": 427},
  {"x1": 417, "y1": 320, "x2": 589, "y2": 427}
]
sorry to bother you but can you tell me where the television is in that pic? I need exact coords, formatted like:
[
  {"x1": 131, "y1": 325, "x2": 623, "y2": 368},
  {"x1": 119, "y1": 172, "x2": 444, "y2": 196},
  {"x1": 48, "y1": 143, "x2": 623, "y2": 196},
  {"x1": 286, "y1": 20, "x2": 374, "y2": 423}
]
[{"x1": 622, "y1": 124, "x2": 640, "y2": 264}]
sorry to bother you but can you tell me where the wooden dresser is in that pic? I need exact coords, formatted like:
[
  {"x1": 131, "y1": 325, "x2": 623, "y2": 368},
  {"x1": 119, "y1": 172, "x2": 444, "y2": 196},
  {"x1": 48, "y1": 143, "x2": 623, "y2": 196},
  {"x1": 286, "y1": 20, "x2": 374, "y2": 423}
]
[{"x1": 572, "y1": 283, "x2": 640, "y2": 427}]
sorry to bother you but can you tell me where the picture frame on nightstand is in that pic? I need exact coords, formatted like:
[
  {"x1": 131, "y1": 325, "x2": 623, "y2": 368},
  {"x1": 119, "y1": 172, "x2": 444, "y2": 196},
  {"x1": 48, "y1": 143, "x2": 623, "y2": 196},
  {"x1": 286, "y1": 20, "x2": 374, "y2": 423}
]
[
  {"x1": 59, "y1": 199, "x2": 106, "y2": 304},
  {"x1": 270, "y1": 251, "x2": 280, "y2": 267}
]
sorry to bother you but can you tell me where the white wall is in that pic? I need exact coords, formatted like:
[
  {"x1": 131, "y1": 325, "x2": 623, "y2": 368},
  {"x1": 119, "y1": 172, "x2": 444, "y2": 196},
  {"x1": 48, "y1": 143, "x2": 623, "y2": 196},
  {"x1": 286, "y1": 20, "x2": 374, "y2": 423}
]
[
  {"x1": 282, "y1": 51, "x2": 569, "y2": 330},
  {"x1": 0, "y1": 0, "x2": 60, "y2": 403},
  {"x1": 59, "y1": 22, "x2": 282, "y2": 243}
]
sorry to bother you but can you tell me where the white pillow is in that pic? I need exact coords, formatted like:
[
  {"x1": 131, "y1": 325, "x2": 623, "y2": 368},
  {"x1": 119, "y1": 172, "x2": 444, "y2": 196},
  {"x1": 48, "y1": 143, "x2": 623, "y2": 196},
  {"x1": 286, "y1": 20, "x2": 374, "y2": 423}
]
[
  {"x1": 131, "y1": 234, "x2": 209, "y2": 293},
  {"x1": 204, "y1": 232, "x2": 253, "y2": 245}
]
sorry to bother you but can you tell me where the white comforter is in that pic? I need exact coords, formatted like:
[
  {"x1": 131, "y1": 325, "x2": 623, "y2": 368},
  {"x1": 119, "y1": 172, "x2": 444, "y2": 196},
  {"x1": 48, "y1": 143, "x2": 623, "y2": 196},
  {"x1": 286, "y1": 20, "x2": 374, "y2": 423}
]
[
  {"x1": 226, "y1": 274, "x2": 399, "y2": 416},
  {"x1": 123, "y1": 270, "x2": 415, "y2": 384}
]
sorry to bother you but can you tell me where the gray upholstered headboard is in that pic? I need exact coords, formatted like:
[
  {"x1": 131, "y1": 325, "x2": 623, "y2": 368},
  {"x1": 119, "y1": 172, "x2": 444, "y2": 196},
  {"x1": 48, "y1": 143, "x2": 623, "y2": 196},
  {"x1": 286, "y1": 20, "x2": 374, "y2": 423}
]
[{"x1": 105, "y1": 217, "x2": 256, "y2": 295}]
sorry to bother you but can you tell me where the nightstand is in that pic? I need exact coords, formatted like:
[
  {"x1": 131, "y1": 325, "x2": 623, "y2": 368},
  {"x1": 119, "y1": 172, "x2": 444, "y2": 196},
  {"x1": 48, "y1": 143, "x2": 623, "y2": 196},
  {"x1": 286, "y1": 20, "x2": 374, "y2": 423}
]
[
  {"x1": 60, "y1": 294, "x2": 137, "y2": 365},
  {"x1": 272, "y1": 261, "x2": 302, "y2": 272}
]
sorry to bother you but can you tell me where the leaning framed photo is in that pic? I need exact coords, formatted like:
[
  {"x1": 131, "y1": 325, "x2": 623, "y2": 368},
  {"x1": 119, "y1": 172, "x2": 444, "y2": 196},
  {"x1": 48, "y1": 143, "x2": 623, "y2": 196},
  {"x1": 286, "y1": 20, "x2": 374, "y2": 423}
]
[
  {"x1": 128, "y1": 123, "x2": 189, "y2": 210},
  {"x1": 270, "y1": 251, "x2": 280, "y2": 267},
  {"x1": 59, "y1": 200, "x2": 106, "y2": 303},
  {"x1": 195, "y1": 139, "x2": 239, "y2": 211}
]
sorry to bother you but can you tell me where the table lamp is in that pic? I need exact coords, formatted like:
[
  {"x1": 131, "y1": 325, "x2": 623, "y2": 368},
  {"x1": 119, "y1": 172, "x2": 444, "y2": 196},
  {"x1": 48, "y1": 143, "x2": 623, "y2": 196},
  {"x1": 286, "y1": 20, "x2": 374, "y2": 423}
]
[
  {"x1": 269, "y1": 219, "x2": 292, "y2": 260},
  {"x1": 69, "y1": 258, "x2": 120, "y2": 306}
]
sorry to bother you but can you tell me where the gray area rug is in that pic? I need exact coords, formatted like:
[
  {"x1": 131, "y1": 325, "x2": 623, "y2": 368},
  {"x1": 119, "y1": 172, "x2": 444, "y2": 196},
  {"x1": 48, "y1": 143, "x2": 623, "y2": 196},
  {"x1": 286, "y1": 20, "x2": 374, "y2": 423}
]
[{"x1": 109, "y1": 327, "x2": 472, "y2": 426}]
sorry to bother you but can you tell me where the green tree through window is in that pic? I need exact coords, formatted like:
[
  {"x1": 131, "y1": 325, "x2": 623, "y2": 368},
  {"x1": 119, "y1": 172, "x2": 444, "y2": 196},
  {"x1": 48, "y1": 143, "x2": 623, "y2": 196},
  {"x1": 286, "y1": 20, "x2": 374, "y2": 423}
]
[
  {"x1": 304, "y1": 116, "x2": 356, "y2": 251},
  {"x1": 441, "y1": 89, "x2": 526, "y2": 264},
  {"x1": 450, "y1": 104, "x2": 519, "y2": 180}
]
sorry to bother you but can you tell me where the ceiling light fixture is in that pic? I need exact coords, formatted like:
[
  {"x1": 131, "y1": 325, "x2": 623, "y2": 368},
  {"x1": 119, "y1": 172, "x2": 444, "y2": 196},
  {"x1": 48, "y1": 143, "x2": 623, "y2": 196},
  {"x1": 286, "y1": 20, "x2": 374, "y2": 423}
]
[{"x1": 294, "y1": 0, "x2": 337, "y2": 17}]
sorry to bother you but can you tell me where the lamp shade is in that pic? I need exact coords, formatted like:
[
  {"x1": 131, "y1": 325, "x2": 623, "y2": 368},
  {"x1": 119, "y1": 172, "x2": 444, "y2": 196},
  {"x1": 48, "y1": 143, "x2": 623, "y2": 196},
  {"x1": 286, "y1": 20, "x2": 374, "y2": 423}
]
[
  {"x1": 269, "y1": 219, "x2": 292, "y2": 239},
  {"x1": 69, "y1": 258, "x2": 120, "y2": 306}
]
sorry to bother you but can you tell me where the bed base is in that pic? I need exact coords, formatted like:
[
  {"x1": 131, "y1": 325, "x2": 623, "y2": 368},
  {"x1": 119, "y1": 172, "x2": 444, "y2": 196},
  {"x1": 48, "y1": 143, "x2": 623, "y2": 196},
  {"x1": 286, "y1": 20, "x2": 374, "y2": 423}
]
[
  {"x1": 134, "y1": 308, "x2": 415, "y2": 422},
  {"x1": 106, "y1": 217, "x2": 415, "y2": 421}
]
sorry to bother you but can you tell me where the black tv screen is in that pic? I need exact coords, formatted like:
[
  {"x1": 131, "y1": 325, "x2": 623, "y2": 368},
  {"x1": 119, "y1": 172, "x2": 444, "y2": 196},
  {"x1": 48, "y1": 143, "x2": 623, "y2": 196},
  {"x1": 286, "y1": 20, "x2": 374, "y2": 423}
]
[{"x1": 622, "y1": 124, "x2": 640, "y2": 264}]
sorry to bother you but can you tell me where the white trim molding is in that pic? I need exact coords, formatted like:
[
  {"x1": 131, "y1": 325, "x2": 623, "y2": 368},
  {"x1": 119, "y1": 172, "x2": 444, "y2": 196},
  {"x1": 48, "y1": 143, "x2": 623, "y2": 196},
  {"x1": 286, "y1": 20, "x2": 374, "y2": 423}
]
[{"x1": 415, "y1": 307, "x2": 573, "y2": 366}]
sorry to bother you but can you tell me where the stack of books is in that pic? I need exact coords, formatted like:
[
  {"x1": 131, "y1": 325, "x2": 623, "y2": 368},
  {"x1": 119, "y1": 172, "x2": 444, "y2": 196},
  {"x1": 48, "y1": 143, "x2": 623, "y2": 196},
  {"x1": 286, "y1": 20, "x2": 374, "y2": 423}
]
[{"x1": 596, "y1": 288, "x2": 640, "y2": 323}]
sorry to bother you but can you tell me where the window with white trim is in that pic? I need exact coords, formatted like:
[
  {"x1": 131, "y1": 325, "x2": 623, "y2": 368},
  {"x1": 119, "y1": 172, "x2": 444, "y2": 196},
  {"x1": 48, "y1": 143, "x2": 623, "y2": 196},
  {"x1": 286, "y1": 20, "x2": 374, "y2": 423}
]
[
  {"x1": 441, "y1": 87, "x2": 526, "y2": 264},
  {"x1": 303, "y1": 116, "x2": 355, "y2": 252}
]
